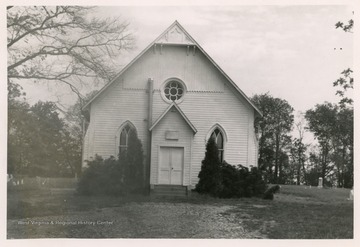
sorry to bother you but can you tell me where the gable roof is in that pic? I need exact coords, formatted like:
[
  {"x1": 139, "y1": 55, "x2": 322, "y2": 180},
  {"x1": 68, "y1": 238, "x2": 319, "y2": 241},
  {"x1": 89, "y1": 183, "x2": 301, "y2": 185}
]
[
  {"x1": 149, "y1": 102, "x2": 197, "y2": 133},
  {"x1": 82, "y1": 21, "x2": 262, "y2": 116}
]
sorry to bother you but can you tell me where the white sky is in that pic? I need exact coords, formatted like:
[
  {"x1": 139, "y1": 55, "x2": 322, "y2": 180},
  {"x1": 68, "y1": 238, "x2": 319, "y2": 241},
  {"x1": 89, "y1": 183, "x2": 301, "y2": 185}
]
[
  {"x1": 20, "y1": 5, "x2": 354, "y2": 116},
  {"x1": 98, "y1": 5, "x2": 353, "y2": 114}
]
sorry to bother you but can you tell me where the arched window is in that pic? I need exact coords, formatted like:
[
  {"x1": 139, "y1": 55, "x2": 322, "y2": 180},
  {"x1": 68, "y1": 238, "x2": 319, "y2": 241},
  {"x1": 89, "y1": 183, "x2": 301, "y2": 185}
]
[
  {"x1": 210, "y1": 128, "x2": 224, "y2": 162},
  {"x1": 118, "y1": 123, "x2": 136, "y2": 156}
]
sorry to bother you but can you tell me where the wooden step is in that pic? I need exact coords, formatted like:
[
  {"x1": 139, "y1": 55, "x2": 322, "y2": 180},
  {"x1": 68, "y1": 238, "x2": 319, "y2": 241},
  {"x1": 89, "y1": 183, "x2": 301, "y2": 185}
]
[{"x1": 151, "y1": 185, "x2": 188, "y2": 197}]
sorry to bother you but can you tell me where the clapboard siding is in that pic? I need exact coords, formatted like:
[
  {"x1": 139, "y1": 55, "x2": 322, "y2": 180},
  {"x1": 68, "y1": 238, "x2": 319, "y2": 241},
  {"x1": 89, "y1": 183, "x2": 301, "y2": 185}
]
[
  {"x1": 112, "y1": 45, "x2": 227, "y2": 92},
  {"x1": 82, "y1": 26, "x2": 259, "y2": 189},
  {"x1": 180, "y1": 86, "x2": 251, "y2": 186},
  {"x1": 156, "y1": 46, "x2": 226, "y2": 92},
  {"x1": 150, "y1": 81, "x2": 253, "y2": 186},
  {"x1": 150, "y1": 108, "x2": 193, "y2": 185},
  {"x1": 83, "y1": 80, "x2": 149, "y2": 161}
]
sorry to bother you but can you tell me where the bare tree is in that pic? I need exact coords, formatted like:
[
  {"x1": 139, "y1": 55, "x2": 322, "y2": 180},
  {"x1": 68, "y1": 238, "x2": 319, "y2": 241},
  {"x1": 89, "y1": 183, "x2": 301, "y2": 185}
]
[
  {"x1": 290, "y1": 113, "x2": 309, "y2": 185},
  {"x1": 7, "y1": 6, "x2": 134, "y2": 104}
]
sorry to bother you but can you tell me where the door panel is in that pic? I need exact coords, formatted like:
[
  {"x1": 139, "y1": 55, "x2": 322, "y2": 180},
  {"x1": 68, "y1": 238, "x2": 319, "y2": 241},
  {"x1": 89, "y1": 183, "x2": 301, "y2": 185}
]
[
  {"x1": 159, "y1": 147, "x2": 184, "y2": 185},
  {"x1": 159, "y1": 147, "x2": 171, "y2": 184},
  {"x1": 170, "y1": 147, "x2": 183, "y2": 185}
]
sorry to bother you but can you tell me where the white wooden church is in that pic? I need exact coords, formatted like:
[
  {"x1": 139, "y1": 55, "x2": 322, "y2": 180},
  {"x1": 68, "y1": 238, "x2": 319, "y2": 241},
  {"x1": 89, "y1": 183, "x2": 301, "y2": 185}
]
[{"x1": 82, "y1": 21, "x2": 261, "y2": 194}]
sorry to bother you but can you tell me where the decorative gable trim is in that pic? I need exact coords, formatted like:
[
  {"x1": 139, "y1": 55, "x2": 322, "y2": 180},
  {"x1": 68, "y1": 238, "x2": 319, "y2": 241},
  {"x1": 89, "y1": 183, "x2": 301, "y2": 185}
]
[
  {"x1": 82, "y1": 21, "x2": 262, "y2": 117},
  {"x1": 154, "y1": 21, "x2": 195, "y2": 45},
  {"x1": 149, "y1": 102, "x2": 197, "y2": 134}
]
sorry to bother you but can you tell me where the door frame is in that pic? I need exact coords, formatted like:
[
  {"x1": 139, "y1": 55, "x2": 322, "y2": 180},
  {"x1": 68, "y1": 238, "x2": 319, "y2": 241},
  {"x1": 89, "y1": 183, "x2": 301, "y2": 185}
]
[{"x1": 157, "y1": 145, "x2": 185, "y2": 185}]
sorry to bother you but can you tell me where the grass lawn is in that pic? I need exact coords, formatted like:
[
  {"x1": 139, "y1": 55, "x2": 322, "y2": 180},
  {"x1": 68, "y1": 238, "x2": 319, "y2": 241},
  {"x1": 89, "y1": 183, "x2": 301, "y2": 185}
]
[
  {"x1": 237, "y1": 185, "x2": 353, "y2": 239},
  {"x1": 7, "y1": 185, "x2": 353, "y2": 239}
]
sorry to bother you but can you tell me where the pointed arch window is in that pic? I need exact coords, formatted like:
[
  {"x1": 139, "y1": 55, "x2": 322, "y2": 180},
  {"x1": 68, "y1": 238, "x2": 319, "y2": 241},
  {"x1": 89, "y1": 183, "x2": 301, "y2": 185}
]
[
  {"x1": 210, "y1": 128, "x2": 224, "y2": 162},
  {"x1": 119, "y1": 124, "x2": 135, "y2": 155}
]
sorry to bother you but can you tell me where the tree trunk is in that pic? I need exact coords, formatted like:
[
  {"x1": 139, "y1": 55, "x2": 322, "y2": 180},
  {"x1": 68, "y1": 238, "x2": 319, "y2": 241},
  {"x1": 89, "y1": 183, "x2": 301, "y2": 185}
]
[
  {"x1": 321, "y1": 146, "x2": 328, "y2": 184},
  {"x1": 297, "y1": 162, "x2": 301, "y2": 185},
  {"x1": 274, "y1": 134, "x2": 280, "y2": 183}
]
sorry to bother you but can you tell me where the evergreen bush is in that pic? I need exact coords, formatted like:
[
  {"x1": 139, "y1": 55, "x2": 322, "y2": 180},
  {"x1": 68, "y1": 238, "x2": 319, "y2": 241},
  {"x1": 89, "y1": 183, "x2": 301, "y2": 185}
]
[
  {"x1": 195, "y1": 137, "x2": 223, "y2": 197},
  {"x1": 196, "y1": 138, "x2": 267, "y2": 198},
  {"x1": 120, "y1": 131, "x2": 145, "y2": 193},
  {"x1": 78, "y1": 133, "x2": 145, "y2": 195},
  {"x1": 77, "y1": 155, "x2": 124, "y2": 195}
]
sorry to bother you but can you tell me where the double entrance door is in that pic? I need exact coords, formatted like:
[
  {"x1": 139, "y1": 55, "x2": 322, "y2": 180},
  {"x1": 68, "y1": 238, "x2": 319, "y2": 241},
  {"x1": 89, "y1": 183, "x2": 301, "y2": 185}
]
[{"x1": 159, "y1": 147, "x2": 184, "y2": 185}]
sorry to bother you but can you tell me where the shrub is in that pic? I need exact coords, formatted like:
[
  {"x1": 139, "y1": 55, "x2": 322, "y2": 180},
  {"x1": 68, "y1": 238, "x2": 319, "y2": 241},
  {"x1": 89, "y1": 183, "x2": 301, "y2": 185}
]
[
  {"x1": 245, "y1": 167, "x2": 267, "y2": 197},
  {"x1": 263, "y1": 184, "x2": 281, "y2": 200},
  {"x1": 195, "y1": 137, "x2": 223, "y2": 197},
  {"x1": 219, "y1": 162, "x2": 242, "y2": 198},
  {"x1": 219, "y1": 162, "x2": 267, "y2": 198},
  {"x1": 77, "y1": 155, "x2": 124, "y2": 196},
  {"x1": 78, "y1": 132, "x2": 145, "y2": 196},
  {"x1": 196, "y1": 138, "x2": 267, "y2": 198},
  {"x1": 120, "y1": 131, "x2": 145, "y2": 193}
]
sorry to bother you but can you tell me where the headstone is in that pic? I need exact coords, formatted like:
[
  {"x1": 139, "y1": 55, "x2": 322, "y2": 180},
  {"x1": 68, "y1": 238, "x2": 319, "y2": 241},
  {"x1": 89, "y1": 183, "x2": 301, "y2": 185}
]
[
  {"x1": 349, "y1": 189, "x2": 354, "y2": 200},
  {"x1": 318, "y1": 177, "x2": 323, "y2": 188}
]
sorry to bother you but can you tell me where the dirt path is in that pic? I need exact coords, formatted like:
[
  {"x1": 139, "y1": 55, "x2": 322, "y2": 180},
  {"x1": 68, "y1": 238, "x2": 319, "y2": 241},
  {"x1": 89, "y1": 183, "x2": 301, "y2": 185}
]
[{"x1": 7, "y1": 202, "x2": 265, "y2": 239}]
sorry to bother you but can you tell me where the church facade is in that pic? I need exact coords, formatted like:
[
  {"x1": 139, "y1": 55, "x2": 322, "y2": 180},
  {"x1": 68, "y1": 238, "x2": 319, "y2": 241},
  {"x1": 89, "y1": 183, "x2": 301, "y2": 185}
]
[{"x1": 82, "y1": 21, "x2": 261, "y2": 191}]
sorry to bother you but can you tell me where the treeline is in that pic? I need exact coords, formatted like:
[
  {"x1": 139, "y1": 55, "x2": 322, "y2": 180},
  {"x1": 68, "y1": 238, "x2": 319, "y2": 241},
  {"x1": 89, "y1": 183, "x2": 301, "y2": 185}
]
[
  {"x1": 8, "y1": 83, "x2": 82, "y2": 177},
  {"x1": 251, "y1": 18, "x2": 353, "y2": 188},
  {"x1": 251, "y1": 92, "x2": 353, "y2": 188}
]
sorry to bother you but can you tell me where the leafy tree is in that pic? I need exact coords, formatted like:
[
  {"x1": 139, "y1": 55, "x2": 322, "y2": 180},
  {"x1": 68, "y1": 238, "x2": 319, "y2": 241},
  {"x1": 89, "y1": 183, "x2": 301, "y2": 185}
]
[
  {"x1": 305, "y1": 103, "x2": 337, "y2": 183},
  {"x1": 305, "y1": 103, "x2": 353, "y2": 187},
  {"x1": 331, "y1": 107, "x2": 353, "y2": 187},
  {"x1": 335, "y1": 19, "x2": 353, "y2": 33},
  {"x1": 333, "y1": 18, "x2": 353, "y2": 109},
  {"x1": 8, "y1": 84, "x2": 81, "y2": 177},
  {"x1": 304, "y1": 151, "x2": 322, "y2": 186},
  {"x1": 333, "y1": 68, "x2": 353, "y2": 108},
  {"x1": 332, "y1": 17, "x2": 353, "y2": 187},
  {"x1": 7, "y1": 6, "x2": 134, "y2": 100},
  {"x1": 8, "y1": 84, "x2": 31, "y2": 175},
  {"x1": 196, "y1": 137, "x2": 223, "y2": 197},
  {"x1": 251, "y1": 93, "x2": 294, "y2": 184}
]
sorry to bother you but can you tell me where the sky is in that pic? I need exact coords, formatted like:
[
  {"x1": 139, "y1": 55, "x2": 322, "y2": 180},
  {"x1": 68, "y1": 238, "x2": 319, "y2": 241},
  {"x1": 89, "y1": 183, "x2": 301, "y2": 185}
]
[
  {"x1": 96, "y1": 5, "x2": 353, "y2": 114},
  {"x1": 9, "y1": 4, "x2": 355, "y2": 144}
]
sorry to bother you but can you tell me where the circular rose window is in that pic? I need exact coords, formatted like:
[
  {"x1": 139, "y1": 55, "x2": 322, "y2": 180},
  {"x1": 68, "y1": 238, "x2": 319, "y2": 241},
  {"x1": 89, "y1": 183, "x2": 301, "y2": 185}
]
[{"x1": 164, "y1": 80, "x2": 185, "y2": 101}]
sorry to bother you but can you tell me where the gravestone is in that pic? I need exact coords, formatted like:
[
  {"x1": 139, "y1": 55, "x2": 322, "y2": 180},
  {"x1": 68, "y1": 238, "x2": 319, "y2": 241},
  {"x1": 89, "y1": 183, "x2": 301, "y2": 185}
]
[
  {"x1": 318, "y1": 177, "x2": 323, "y2": 188},
  {"x1": 349, "y1": 189, "x2": 354, "y2": 200}
]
